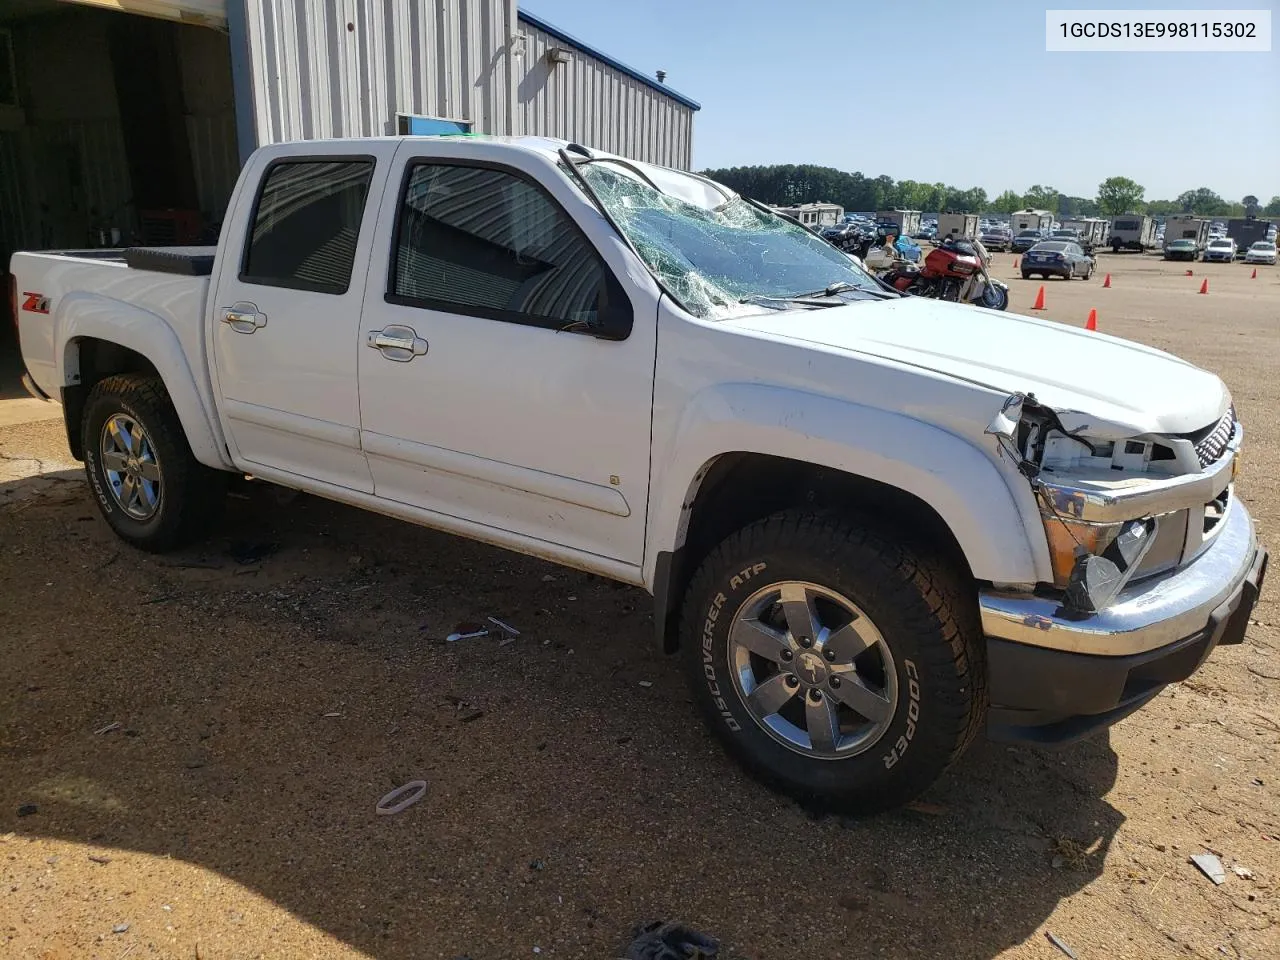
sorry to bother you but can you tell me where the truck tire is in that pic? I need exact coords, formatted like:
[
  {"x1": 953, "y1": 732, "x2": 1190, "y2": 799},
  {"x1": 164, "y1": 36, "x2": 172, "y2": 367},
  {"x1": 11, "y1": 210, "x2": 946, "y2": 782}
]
[
  {"x1": 82, "y1": 374, "x2": 226, "y2": 552},
  {"x1": 679, "y1": 510, "x2": 985, "y2": 814}
]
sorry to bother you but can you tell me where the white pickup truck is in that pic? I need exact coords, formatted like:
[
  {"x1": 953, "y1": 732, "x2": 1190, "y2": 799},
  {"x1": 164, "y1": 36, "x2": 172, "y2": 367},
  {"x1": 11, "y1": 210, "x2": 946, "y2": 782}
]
[{"x1": 10, "y1": 136, "x2": 1268, "y2": 812}]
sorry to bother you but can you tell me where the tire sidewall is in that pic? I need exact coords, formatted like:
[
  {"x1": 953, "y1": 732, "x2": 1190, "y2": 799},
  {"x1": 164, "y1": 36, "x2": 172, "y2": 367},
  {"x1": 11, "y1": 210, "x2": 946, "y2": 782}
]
[
  {"x1": 686, "y1": 536, "x2": 957, "y2": 805},
  {"x1": 83, "y1": 392, "x2": 172, "y2": 543}
]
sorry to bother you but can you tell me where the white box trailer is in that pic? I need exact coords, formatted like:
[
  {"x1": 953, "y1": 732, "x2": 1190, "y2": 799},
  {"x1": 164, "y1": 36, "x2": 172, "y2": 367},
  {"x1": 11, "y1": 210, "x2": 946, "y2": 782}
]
[
  {"x1": 936, "y1": 213, "x2": 979, "y2": 240},
  {"x1": 875, "y1": 209, "x2": 922, "y2": 237},
  {"x1": 1164, "y1": 215, "x2": 1211, "y2": 252},
  {"x1": 1109, "y1": 215, "x2": 1156, "y2": 251},
  {"x1": 1011, "y1": 209, "x2": 1054, "y2": 233},
  {"x1": 1062, "y1": 218, "x2": 1109, "y2": 248}
]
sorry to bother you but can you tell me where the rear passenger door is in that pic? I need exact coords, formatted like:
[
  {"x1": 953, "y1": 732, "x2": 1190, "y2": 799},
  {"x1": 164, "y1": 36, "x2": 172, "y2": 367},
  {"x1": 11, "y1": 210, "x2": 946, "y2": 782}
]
[{"x1": 210, "y1": 144, "x2": 395, "y2": 492}]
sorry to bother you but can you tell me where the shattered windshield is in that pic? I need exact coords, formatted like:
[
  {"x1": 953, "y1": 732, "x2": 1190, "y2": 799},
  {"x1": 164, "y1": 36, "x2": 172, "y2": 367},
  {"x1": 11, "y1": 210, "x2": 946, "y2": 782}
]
[{"x1": 573, "y1": 161, "x2": 881, "y2": 318}]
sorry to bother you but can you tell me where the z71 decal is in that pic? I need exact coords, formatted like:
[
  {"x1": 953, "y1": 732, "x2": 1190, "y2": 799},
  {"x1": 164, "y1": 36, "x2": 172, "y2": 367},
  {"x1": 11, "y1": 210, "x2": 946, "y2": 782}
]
[{"x1": 21, "y1": 293, "x2": 50, "y2": 314}]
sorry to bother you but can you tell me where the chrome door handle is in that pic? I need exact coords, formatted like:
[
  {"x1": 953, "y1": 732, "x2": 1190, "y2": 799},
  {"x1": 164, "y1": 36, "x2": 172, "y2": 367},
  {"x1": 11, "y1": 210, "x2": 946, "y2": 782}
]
[
  {"x1": 221, "y1": 302, "x2": 267, "y2": 334},
  {"x1": 366, "y1": 325, "x2": 428, "y2": 361}
]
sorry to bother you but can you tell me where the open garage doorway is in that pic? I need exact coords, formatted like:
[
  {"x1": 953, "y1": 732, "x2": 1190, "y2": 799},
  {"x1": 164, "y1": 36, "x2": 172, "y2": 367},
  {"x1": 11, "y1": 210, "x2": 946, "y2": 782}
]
[{"x1": 0, "y1": 0, "x2": 238, "y2": 269}]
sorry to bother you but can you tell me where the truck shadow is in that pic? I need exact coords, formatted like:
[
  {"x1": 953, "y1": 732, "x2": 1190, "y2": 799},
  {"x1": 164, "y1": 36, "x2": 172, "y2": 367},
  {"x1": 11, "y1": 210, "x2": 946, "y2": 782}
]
[{"x1": 0, "y1": 472, "x2": 1123, "y2": 959}]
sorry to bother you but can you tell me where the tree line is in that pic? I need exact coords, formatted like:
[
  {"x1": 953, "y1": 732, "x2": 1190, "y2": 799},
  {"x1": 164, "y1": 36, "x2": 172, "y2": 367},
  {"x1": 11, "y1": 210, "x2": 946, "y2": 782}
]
[{"x1": 697, "y1": 164, "x2": 1279, "y2": 220}]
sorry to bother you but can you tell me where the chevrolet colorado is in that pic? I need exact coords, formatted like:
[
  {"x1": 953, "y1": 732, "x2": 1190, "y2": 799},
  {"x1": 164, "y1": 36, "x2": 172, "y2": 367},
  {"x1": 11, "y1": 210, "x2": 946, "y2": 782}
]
[{"x1": 11, "y1": 136, "x2": 1267, "y2": 811}]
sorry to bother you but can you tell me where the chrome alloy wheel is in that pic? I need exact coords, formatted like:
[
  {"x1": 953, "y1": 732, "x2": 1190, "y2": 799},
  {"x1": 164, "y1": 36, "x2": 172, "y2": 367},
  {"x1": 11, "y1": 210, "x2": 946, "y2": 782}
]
[
  {"x1": 100, "y1": 413, "x2": 163, "y2": 520},
  {"x1": 728, "y1": 581, "x2": 898, "y2": 759}
]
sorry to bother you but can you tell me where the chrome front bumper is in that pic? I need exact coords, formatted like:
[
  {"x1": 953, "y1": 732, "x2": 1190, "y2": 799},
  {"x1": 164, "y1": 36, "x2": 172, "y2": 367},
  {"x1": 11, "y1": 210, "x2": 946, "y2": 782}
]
[{"x1": 980, "y1": 497, "x2": 1263, "y2": 656}]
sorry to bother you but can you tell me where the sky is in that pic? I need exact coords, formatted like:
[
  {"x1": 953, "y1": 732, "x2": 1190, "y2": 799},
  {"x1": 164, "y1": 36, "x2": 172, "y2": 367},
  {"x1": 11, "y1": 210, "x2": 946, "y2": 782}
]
[{"x1": 522, "y1": 0, "x2": 1280, "y2": 203}]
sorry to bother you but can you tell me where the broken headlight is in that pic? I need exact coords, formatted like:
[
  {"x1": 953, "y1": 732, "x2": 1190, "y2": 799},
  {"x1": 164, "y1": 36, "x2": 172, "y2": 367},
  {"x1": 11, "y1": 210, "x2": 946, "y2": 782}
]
[{"x1": 1043, "y1": 515, "x2": 1158, "y2": 613}]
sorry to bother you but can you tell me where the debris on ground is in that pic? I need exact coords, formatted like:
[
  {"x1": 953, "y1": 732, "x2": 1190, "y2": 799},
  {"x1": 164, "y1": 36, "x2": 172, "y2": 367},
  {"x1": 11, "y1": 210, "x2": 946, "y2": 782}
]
[
  {"x1": 1045, "y1": 931, "x2": 1079, "y2": 959},
  {"x1": 446, "y1": 616, "x2": 521, "y2": 644},
  {"x1": 529, "y1": 859, "x2": 545, "y2": 871},
  {"x1": 94, "y1": 721, "x2": 121, "y2": 735},
  {"x1": 112, "y1": 923, "x2": 130, "y2": 934},
  {"x1": 1232, "y1": 864, "x2": 1254, "y2": 879},
  {"x1": 1049, "y1": 837, "x2": 1098, "y2": 870},
  {"x1": 621, "y1": 920, "x2": 720, "y2": 959},
  {"x1": 638, "y1": 681, "x2": 653, "y2": 688},
  {"x1": 88, "y1": 854, "x2": 112, "y2": 865},
  {"x1": 1191, "y1": 853, "x2": 1227, "y2": 885},
  {"x1": 16, "y1": 804, "x2": 37, "y2": 817},
  {"x1": 905, "y1": 800, "x2": 948, "y2": 816},
  {"x1": 375, "y1": 779, "x2": 428, "y2": 816}
]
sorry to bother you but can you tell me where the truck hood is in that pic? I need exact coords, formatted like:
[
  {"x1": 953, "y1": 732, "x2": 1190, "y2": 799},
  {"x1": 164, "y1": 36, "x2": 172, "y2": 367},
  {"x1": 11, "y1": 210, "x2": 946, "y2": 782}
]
[{"x1": 725, "y1": 296, "x2": 1229, "y2": 438}]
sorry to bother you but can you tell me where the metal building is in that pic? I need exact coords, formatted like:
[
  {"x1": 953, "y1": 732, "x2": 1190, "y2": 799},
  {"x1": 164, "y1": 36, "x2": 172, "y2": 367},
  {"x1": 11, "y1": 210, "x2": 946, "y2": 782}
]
[{"x1": 0, "y1": 0, "x2": 699, "y2": 259}]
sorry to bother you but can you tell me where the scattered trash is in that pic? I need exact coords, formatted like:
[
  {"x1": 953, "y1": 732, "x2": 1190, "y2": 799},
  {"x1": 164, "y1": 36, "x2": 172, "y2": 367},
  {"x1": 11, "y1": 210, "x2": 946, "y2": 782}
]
[
  {"x1": 1045, "y1": 931, "x2": 1079, "y2": 959},
  {"x1": 529, "y1": 859, "x2": 545, "y2": 871},
  {"x1": 17, "y1": 804, "x2": 37, "y2": 817},
  {"x1": 1253, "y1": 778, "x2": 1265, "y2": 786},
  {"x1": 88, "y1": 854, "x2": 112, "y2": 865},
  {"x1": 322, "y1": 712, "x2": 343, "y2": 718},
  {"x1": 622, "y1": 921, "x2": 720, "y2": 960},
  {"x1": 229, "y1": 540, "x2": 278, "y2": 564},
  {"x1": 905, "y1": 800, "x2": 948, "y2": 816},
  {"x1": 567, "y1": 595, "x2": 578, "y2": 601},
  {"x1": 1191, "y1": 852, "x2": 1227, "y2": 885},
  {"x1": 94, "y1": 721, "x2": 122, "y2": 735},
  {"x1": 446, "y1": 616, "x2": 521, "y2": 644},
  {"x1": 638, "y1": 681, "x2": 653, "y2": 688},
  {"x1": 1232, "y1": 864, "x2": 1254, "y2": 880},
  {"x1": 375, "y1": 779, "x2": 428, "y2": 816},
  {"x1": 112, "y1": 923, "x2": 130, "y2": 934}
]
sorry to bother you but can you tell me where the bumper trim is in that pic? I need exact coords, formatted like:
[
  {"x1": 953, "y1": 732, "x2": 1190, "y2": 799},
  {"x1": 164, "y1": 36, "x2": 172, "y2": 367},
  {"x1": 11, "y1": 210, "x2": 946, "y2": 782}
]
[{"x1": 979, "y1": 498, "x2": 1260, "y2": 656}]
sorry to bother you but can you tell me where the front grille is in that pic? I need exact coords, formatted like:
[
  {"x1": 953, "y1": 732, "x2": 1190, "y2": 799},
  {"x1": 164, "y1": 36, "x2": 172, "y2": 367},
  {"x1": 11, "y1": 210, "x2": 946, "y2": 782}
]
[{"x1": 1190, "y1": 406, "x2": 1236, "y2": 467}]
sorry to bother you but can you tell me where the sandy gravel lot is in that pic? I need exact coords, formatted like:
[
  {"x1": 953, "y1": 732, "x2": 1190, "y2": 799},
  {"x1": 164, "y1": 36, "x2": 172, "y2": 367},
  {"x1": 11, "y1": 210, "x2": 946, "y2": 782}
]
[{"x1": 2, "y1": 252, "x2": 1277, "y2": 959}]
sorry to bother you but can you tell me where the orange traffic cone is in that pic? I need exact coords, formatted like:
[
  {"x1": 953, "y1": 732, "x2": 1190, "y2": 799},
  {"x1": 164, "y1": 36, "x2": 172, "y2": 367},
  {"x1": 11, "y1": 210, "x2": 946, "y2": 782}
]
[
  {"x1": 1086, "y1": 308, "x2": 1097, "y2": 331},
  {"x1": 1199, "y1": 278, "x2": 1209, "y2": 294},
  {"x1": 1032, "y1": 285, "x2": 1046, "y2": 310},
  {"x1": 1102, "y1": 273, "x2": 1111, "y2": 288},
  {"x1": 1252, "y1": 268, "x2": 1258, "y2": 279},
  {"x1": 1013, "y1": 257, "x2": 1020, "y2": 269}
]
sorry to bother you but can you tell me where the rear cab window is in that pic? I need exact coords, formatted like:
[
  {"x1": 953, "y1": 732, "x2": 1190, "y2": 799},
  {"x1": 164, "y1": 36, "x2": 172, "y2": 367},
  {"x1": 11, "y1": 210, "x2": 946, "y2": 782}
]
[{"x1": 240, "y1": 158, "x2": 376, "y2": 293}]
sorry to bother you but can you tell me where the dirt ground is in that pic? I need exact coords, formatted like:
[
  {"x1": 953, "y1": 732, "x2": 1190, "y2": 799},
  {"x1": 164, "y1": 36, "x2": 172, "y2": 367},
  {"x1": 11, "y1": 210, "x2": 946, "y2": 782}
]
[{"x1": 1, "y1": 252, "x2": 1277, "y2": 960}]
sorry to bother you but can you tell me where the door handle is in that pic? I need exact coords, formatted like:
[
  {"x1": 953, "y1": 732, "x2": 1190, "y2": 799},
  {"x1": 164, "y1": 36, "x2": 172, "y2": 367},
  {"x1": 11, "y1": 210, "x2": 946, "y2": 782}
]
[
  {"x1": 366, "y1": 325, "x2": 428, "y2": 361},
  {"x1": 221, "y1": 303, "x2": 267, "y2": 334}
]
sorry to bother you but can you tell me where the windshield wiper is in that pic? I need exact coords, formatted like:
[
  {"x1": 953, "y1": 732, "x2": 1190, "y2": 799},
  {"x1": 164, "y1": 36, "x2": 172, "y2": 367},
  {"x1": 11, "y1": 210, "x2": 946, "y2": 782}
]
[{"x1": 788, "y1": 281, "x2": 860, "y2": 299}]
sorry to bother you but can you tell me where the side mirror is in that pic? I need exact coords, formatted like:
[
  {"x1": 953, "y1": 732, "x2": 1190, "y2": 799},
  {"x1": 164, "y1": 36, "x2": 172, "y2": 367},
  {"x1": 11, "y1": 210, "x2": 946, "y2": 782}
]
[{"x1": 584, "y1": 271, "x2": 633, "y2": 341}]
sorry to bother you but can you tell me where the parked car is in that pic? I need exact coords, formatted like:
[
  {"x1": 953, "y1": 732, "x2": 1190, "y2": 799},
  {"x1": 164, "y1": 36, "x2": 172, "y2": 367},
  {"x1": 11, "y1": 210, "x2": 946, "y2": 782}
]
[
  {"x1": 1164, "y1": 239, "x2": 1199, "y2": 261},
  {"x1": 10, "y1": 135, "x2": 1267, "y2": 815},
  {"x1": 1011, "y1": 229, "x2": 1046, "y2": 254},
  {"x1": 1021, "y1": 240, "x2": 1094, "y2": 280},
  {"x1": 1202, "y1": 238, "x2": 1237, "y2": 263},
  {"x1": 912, "y1": 225, "x2": 937, "y2": 241},
  {"x1": 1244, "y1": 240, "x2": 1278, "y2": 265},
  {"x1": 981, "y1": 227, "x2": 1012, "y2": 252}
]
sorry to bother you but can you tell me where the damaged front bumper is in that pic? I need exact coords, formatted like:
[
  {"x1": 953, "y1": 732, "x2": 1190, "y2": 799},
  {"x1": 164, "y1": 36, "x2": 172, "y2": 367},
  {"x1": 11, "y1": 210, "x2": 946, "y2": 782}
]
[{"x1": 979, "y1": 496, "x2": 1267, "y2": 744}]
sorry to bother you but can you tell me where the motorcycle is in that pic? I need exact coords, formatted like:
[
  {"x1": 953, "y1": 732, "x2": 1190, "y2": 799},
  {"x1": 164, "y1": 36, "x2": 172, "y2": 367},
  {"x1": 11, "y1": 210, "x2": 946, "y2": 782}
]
[{"x1": 880, "y1": 237, "x2": 1008, "y2": 310}]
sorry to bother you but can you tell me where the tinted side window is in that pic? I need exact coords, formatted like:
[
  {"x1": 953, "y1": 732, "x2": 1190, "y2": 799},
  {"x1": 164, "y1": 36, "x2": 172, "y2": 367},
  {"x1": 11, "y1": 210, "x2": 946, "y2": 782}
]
[
  {"x1": 390, "y1": 162, "x2": 609, "y2": 329},
  {"x1": 241, "y1": 159, "x2": 374, "y2": 294}
]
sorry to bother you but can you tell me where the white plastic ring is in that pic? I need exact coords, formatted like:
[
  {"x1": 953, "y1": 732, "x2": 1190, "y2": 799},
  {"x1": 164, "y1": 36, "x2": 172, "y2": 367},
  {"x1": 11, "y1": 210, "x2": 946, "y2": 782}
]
[{"x1": 375, "y1": 779, "x2": 428, "y2": 816}]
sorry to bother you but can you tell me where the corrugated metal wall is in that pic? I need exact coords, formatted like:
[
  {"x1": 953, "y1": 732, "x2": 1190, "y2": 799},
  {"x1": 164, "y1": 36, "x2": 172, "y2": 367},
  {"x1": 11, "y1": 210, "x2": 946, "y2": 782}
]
[
  {"x1": 242, "y1": 0, "x2": 517, "y2": 144},
  {"x1": 514, "y1": 20, "x2": 694, "y2": 169}
]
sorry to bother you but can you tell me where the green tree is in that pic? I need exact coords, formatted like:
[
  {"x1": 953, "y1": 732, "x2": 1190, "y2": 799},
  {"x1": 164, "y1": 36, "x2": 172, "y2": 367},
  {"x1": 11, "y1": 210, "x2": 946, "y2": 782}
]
[
  {"x1": 1265, "y1": 196, "x2": 1280, "y2": 217},
  {"x1": 1176, "y1": 187, "x2": 1226, "y2": 214},
  {"x1": 947, "y1": 187, "x2": 988, "y2": 213},
  {"x1": 1022, "y1": 184, "x2": 1060, "y2": 211},
  {"x1": 1242, "y1": 195, "x2": 1259, "y2": 216},
  {"x1": 991, "y1": 189, "x2": 1023, "y2": 214},
  {"x1": 1146, "y1": 199, "x2": 1178, "y2": 216},
  {"x1": 1096, "y1": 177, "x2": 1145, "y2": 215}
]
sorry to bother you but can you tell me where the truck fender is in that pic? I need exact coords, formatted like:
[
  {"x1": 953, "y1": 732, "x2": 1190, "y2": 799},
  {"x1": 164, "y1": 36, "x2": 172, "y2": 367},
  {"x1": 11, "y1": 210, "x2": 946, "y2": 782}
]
[
  {"x1": 56, "y1": 293, "x2": 230, "y2": 469},
  {"x1": 646, "y1": 382, "x2": 1045, "y2": 589}
]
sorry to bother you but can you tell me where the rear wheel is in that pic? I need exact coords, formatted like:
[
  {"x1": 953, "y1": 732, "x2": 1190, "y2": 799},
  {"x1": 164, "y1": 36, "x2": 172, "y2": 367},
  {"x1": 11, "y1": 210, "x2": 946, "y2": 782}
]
[
  {"x1": 679, "y1": 511, "x2": 985, "y2": 814},
  {"x1": 82, "y1": 375, "x2": 226, "y2": 552}
]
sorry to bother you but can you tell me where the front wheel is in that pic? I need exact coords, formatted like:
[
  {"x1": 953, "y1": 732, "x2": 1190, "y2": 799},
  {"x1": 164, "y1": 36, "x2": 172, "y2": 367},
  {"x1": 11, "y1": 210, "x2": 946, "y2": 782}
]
[
  {"x1": 679, "y1": 511, "x2": 986, "y2": 813},
  {"x1": 981, "y1": 283, "x2": 1009, "y2": 310},
  {"x1": 82, "y1": 374, "x2": 227, "y2": 552}
]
